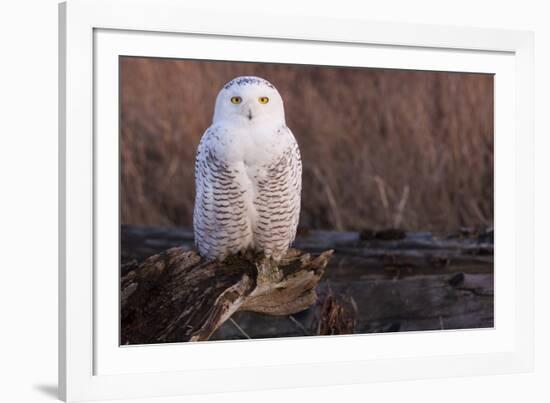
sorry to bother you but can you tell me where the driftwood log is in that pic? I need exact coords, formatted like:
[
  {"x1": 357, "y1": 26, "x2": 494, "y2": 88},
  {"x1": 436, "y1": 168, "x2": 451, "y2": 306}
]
[
  {"x1": 121, "y1": 248, "x2": 333, "y2": 344},
  {"x1": 121, "y1": 225, "x2": 494, "y2": 342}
]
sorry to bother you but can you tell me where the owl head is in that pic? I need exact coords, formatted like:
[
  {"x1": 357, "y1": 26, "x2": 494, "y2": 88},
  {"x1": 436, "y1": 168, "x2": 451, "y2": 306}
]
[{"x1": 212, "y1": 76, "x2": 286, "y2": 125}]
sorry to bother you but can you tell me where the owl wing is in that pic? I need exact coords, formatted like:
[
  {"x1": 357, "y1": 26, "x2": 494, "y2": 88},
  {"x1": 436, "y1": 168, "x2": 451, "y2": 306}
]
[
  {"x1": 193, "y1": 128, "x2": 252, "y2": 261},
  {"x1": 254, "y1": 128, "x2": 302, "y2": 261}
]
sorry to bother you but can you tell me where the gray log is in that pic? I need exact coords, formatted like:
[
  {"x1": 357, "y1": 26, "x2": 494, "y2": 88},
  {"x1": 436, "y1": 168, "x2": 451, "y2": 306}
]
[
  {"x1": 121, "y1": 225, "x2": 493, "y2": 341},
  {"x1": 121, "y1": 247, "x2": 333, "y2": 344}
]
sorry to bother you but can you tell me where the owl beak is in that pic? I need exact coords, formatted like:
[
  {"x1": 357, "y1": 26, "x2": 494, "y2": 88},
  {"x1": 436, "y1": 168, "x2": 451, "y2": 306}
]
[{"x1": 247, "y1": 108, "x2": 253, "y2": 120}]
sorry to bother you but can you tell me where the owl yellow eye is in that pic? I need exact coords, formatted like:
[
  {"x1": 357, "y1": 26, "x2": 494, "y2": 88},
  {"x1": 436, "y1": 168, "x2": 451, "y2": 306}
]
[
  {"x1": 230, "y1": 96, "x2": 242, "y2": 104},
  {"x1": 258, "y1": 96, "x2": 269, "y2": 104}
]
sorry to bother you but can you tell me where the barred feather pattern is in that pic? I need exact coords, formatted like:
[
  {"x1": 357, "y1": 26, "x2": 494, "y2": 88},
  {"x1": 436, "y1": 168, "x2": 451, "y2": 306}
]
[
  {"x1": 193, "y1": 126, "x2": 302, "y2": 262},
  {"x1": 253, "y1": 140, "x2": 302, "y2": 260}
]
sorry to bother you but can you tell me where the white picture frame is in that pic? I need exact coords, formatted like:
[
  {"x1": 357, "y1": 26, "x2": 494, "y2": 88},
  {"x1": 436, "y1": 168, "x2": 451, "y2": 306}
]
[{"x1": 59, "y1": 0, "x2": 534, "y2": 401}]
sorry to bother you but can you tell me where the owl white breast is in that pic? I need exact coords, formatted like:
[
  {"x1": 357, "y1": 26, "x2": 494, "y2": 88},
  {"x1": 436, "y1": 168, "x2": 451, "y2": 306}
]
[{"x1": 193, "y1": 76, "x2": 302, "y2": 261}]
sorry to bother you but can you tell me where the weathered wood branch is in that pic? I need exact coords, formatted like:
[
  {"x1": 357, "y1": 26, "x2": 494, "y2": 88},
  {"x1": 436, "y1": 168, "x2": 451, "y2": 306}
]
[
  {"x1": 121, "y1": 225, "x2": 494, "y2": 340},
  {"x1": 121, "y1": 248, "x2": 333, "y2": 344}
]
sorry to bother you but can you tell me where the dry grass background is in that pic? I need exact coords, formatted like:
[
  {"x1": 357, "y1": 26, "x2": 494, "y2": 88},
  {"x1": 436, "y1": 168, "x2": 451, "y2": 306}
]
[{"x1": 120, "y1": 57, "x2": 493, "y2": 232}]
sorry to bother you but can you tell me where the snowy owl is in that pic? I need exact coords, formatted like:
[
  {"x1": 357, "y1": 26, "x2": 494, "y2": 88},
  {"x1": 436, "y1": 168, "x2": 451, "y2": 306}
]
[{"x1": 193, "y1": 76, "x2": 302, "y2": 262}]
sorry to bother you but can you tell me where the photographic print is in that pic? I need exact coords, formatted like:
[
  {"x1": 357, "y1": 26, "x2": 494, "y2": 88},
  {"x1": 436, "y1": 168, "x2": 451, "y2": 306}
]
[{"x1": 119, "y1": 57, "x2": 494, "y2": 345}]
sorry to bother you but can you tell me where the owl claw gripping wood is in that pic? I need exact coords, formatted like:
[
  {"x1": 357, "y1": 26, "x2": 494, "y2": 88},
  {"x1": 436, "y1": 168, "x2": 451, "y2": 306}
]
[{"x1": 193, "y1": 76, "x2": 302, "y2": 263}]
